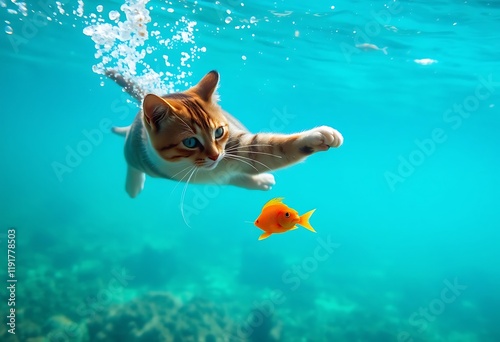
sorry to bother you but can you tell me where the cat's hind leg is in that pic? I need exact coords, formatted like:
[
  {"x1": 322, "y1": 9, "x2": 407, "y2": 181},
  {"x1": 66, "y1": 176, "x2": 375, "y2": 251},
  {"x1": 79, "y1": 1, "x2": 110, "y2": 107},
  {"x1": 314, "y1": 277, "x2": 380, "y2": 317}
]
[
  {"x1": 126, "y1": 166, "x2": 145, "y2": 198},
  {"x1": 229, "y1": 173, "x2": 275, "y2": 190}
]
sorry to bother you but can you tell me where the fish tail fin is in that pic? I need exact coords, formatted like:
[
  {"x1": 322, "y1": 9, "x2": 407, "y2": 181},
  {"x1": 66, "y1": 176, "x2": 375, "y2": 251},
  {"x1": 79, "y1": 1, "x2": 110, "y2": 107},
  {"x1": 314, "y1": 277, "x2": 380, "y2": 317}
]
[
  {"x1": 112, "y1": 126, "x2": 130, "y2": 137},
  {"x1": 382, "y1": 47, "x2": 388, "y2": 55},
  {"x1": 299, "y1": 209, "x2": 316, "y2": 232}
]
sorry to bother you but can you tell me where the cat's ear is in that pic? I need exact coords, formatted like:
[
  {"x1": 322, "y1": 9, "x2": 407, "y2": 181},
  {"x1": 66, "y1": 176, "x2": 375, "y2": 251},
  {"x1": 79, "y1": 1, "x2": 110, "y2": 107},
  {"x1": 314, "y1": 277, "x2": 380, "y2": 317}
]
[
  {"x1": 191, "y1": 70, "x2": 219, "y2": 102},
  {"x1": 142, "y1": 94, "x2": 175, "y2": 130}
]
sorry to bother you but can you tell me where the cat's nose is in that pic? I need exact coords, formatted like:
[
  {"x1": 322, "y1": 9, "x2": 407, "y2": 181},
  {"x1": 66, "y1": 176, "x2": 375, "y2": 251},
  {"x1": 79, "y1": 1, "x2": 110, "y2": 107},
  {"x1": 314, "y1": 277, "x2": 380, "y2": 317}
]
[{"x1": 207, "y1": 154, "x2": 219, "y2": 161}]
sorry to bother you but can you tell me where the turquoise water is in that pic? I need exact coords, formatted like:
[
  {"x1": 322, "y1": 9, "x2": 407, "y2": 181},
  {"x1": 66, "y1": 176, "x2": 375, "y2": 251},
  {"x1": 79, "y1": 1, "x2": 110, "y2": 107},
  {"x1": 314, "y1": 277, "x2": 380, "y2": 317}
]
[{"x1": 1, "y1": 0, "x2": 499, "y2": 341}]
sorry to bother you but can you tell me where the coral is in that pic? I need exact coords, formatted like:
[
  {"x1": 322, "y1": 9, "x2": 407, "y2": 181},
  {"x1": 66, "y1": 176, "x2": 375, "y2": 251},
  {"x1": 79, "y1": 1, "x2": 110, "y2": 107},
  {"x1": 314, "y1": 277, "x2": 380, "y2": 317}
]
[
  {"x1": 43, "y1": 315, "x2": 89, "y2": 342},
  {"x1": 87, "y1": 292, "x2": 240, "y2": 342},
  {"x1": 246, "y1": 306, "x2": 282, "y2": 342}
]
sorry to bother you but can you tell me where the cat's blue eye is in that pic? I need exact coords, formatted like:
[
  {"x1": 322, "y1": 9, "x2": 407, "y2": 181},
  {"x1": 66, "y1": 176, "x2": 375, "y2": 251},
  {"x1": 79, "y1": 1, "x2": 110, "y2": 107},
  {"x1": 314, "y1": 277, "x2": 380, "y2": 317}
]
[
  {"x1": 214, "y1": 126, "x2": 224, "y2": 139},
  {"x1": 182, "y1": 137, "x2": 198, "y2": 148}
]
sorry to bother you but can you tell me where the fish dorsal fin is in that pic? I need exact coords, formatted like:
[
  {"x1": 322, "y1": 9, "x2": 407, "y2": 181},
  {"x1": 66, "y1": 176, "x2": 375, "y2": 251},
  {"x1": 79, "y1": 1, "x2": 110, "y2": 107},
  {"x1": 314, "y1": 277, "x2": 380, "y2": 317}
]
[
  {"x1": 263, "y1": 197, "x2": 284, "y2": 210},
  {"x1": 258, "y1": 232, "x2": 272, "y2": 240}
]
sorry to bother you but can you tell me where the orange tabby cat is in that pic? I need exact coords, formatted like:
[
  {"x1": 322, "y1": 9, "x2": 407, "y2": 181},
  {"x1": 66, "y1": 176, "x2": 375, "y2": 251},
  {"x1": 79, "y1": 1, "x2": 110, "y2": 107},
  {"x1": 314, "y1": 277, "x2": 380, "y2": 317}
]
[{"x1": 106, "y1": 70, "x2": 343, "y2": 198}]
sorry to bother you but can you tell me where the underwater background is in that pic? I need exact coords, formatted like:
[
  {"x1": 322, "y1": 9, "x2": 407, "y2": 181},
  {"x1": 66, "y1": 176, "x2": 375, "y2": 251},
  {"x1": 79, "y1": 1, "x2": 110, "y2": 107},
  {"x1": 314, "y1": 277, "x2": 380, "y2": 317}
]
[{"x1": 1, "y1": 0, "x2": 499, "y2": 341}]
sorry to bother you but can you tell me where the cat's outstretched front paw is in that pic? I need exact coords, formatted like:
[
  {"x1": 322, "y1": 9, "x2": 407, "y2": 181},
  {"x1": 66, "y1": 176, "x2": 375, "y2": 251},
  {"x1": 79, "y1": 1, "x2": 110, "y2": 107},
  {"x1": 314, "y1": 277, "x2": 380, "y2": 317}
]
[
  {"x1": 252, "y1": 173, "x2": 276, "y2": 190},
  {"x1": 229, "y1": 173, "x2": 276, "y2": 190},
  {"x1": 299, "y1": 126, "x2": 343, "y2": 153}
]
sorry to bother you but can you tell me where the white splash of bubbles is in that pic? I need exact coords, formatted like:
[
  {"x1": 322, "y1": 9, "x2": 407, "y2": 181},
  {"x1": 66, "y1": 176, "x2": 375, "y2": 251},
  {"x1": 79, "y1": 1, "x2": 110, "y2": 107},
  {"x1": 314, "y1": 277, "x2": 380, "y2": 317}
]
[
  {"x1": 56, "y1": 1, "x2": 65, "y2": 15},
  {"x1": 84, "y1": 0, "x2": 205, "y2": 94},
  {"x1": 82, "y1": 26, "x2": 94, "y2": 36},
  {"x1": 84, "y1": 1, "x2": 152, "y2": 78},
  {"x1": 75, "y1": 0, "x2": 84, "y2": 17},
  {"x1": 15, "y1": 2, "x2": 27, "y2": 16},
  {"x1": 180, "y1": 51, "x2": 190, "y2": 66}
]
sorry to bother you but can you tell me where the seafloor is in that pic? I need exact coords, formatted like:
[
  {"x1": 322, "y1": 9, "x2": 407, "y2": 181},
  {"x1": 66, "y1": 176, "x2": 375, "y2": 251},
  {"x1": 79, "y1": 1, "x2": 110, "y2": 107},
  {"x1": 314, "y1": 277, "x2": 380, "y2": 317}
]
[{"x1": 0, "y1": 226, "x2": 488, "y2": 342}]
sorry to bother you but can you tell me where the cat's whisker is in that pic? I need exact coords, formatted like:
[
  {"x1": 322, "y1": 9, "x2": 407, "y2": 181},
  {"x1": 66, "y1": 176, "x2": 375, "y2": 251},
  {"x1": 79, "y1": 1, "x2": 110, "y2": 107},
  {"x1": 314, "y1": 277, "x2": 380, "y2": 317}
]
[
  {"x1": 223, "y1": 154, "x2": 259, "y2": 172},
  {"x1": 170, "y1": 165, "x2": 196, "y2": 180},
  {"x1": 181, "y1": 129, "x2": 196, "y2": 136},
  {"x1": 224, "y1": 144, "x2": 272, "y2": 152},
  {"x1": 228, "y1": 150, "x2": 282, "y2": 158},
  {"x1": 176, "y1": 166, "x2": 196, "y2": 194},
  {"x1": 168, "y1": 165, "x2": 196, "y2": 198},
  {"x1": 225, "y1": 143, "x2": 272, "y2": 149},
  {"x1": 226, "y1": 152, "x2": 272, "y2": 171},
  {"x1": 180, "y1": 167, "x2": 198, "y2": 228},
  {"x1": 173, "y1": 113, "x2": 195, "y2": 135}
]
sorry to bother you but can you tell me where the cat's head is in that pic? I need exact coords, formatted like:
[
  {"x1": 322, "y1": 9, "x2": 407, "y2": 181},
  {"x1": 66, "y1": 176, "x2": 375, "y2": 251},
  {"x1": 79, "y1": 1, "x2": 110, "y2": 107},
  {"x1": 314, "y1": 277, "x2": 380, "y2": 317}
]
[{"x1": 142, "y1": 70, "x2": 229, "y2": 170}]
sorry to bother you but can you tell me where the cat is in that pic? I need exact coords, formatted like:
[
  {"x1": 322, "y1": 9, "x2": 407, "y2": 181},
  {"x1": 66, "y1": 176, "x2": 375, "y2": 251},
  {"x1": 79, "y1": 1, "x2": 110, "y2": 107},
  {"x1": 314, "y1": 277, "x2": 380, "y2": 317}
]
[{"x1": 106, "y1": 70, "x2": 343, "y2": 198}]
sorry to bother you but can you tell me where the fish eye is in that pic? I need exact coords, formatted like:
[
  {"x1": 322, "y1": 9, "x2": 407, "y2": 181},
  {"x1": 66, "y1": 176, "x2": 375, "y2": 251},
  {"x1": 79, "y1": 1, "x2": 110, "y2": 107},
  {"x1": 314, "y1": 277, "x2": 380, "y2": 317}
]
[
  {"x1": 285, "y1": 212, "x2": 290, "y2": 218},
  {"x1": 214, "y1": 126, "x2": 224, "y2": 139},
  {"x1": 182, "y1": 137, "x2": 199, "y2": 148}
]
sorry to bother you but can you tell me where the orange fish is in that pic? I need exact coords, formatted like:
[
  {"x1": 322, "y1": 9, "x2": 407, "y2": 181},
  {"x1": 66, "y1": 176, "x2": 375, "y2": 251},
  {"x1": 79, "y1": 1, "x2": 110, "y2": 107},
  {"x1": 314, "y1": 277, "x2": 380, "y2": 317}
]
[{"x1": 254, "y1": 198, "x2": 316, "y2": 240}]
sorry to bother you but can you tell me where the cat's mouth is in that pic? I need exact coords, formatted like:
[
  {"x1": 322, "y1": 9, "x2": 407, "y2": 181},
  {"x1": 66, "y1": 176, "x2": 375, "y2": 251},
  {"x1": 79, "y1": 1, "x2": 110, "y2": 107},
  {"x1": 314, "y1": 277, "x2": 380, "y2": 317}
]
[
  {"x1": 202, "y1": 153, "x2": 224, "y2": 170},
  {"x1": 203, "y1": 159, "x2": 220, "y2": 170},
  {"x1": 203, "y1": 161, "x2": 218, "y2": 170}
]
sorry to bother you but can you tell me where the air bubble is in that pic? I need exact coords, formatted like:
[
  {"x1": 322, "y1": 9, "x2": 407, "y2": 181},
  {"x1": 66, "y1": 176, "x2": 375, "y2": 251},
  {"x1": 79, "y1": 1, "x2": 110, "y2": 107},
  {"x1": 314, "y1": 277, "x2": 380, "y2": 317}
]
[
  {"x1": 83, "y1": 26, "x2": 94, "y2": 36},
  {"x1": 16, "y1": 2, "x2": 27, "y2": 16},
  {"x1": 109, "y1": 10, "x2": 120, "y2": 20},
  {"x1": 225, "y1": 17, "x2": 232, "y2": 24},
  {"x1": 249, "y1": 16, "x2": 257, "y2": 24},
  {"x1": 4, "y1": 25, "x2": 13, "y2": 34},
  {"x1": 96, "y1": 5, "x2": 103, "y2": 13},
  {"x1": 241, "y1": 55, "x2": 247, "y2": 60}
]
